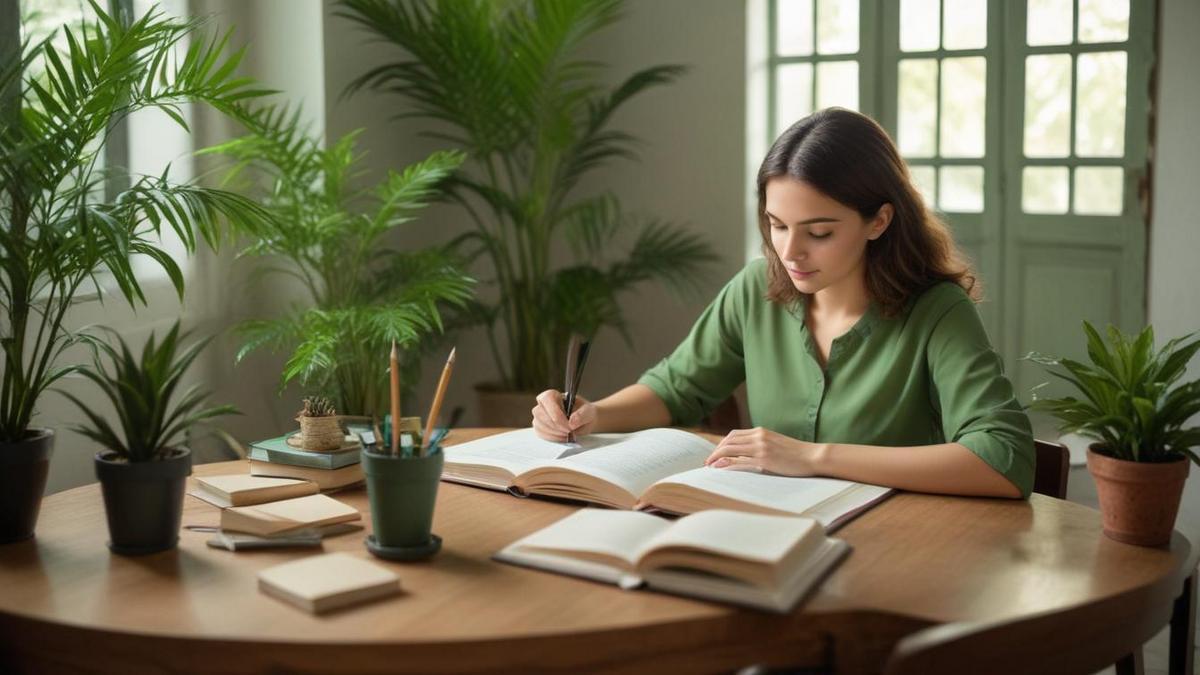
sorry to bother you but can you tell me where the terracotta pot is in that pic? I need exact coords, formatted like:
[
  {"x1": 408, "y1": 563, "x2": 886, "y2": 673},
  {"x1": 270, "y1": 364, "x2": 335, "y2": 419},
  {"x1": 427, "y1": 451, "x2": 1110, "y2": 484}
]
[
  {"x1": 475, "y1": 385, "x2": 539, "y2": 428},
  {"x1": 296, "y1": 415, "x2": 344, "y2": 452},
  {"x1": 1087, "y1": 446, "x2": 1189, "y2": 547}
]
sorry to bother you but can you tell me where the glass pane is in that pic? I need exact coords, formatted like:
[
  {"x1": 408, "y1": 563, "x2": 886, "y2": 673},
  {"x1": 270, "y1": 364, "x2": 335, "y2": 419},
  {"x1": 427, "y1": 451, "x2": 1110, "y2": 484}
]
[
  {"x1": 898, "y1": 59, "x2": 938, "y2": 157},
  {"x1": 777, "y1": 0, "x2": 814, "y2": 56},
  {"x1": 939, "y1": 166, "x2": 984, "y2": 212},
  {"x1": 776, "y1": 64, "x2": 814, "y2": 136},
  {"x1": 1024, "y1": 54, "x2": 1072, "y2": 157},
  {"x1": 1027, "y1": 0, "x2": 1073, "y2": 46},
  {"x1": 940, "y1": 57, "x2": 986, "y2": 158},
  {"x1": 1022, "y1": 166, "x2": 1070, "y2": 213},
  {"x1": 1075, "y1": 51, "x2": 1127, "y2": 157},
  {"x1": 816, "y1": 0, "x2": 859, "y2": 55},
  {"x1": 909, "y1": 165, "x2": 937, "y2": 207},
  {"x1": 1079, "y1": 0, "x2": 1129, "y2": 43},
  {"x1": 900, "y1": 0, "x2": 940, "y2": 52},
  {"x1": 816, "y1": 61, "x2": 859, "y2": 110},
  {"x1": 1074, "y1": 167, "x2": 1124, "y2": 215},
  {"x1": 943, "y1": 0, "x2": 988, "y2": 50}
]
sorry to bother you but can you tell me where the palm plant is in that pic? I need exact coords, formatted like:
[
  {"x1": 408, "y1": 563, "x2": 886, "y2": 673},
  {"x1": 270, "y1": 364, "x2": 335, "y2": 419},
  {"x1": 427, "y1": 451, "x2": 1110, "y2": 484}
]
[
  {"x1": 61, "y1": 323, "x2": 235, "y2": 462},
  {"x1": 0, "y1": 1, "x2": 271, "y2": 443},
  {"x1": 201, "y1": 105, "x2": 474, "y2": 417},
  {"x1": 1027, "y1": 322, "x2": 1200, "y2": 463},
  {"x1": 336, "y1": 0, "x2": 718, "y2": 392}
]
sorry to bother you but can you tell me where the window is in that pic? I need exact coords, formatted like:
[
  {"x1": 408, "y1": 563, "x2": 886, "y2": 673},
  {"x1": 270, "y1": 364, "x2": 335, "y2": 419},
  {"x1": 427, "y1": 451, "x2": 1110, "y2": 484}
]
[
  {"x1": 763, "y1": 0, "x2": 1153, "y2": 398},
  {"x1": 15, "y1": 0, "x2": 194, "y2": 286}
]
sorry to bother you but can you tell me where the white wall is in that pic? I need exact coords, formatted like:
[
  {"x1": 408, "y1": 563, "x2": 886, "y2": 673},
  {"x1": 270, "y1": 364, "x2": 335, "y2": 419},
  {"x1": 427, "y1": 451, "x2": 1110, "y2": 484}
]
[{"x1": 1147, "y1": 0, "x2": 1200, "y2": 542}]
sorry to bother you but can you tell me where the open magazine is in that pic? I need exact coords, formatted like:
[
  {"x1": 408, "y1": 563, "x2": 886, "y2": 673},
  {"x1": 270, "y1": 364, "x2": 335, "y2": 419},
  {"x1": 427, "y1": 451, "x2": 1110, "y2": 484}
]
[{"x1": 442, "y1": 428, "x2": 892, "y2": 531}]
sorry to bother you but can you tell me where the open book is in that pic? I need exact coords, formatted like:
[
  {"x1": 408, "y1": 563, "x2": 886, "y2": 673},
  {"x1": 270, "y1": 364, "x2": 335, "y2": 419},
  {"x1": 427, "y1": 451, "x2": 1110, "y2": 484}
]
[
  {"x1": 494, "y1": 508, "x2": 848, "y2": 613},
  {"x1": 443, "y1": 428, "x2": 891, "y2": 530}
]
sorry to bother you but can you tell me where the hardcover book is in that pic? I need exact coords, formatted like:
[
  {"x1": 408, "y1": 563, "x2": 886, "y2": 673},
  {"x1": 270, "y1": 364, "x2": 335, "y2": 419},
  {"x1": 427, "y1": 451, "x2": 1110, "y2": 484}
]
[
  {"x1": 495, "y1": 508, "x2": 848, "y2": 613},
  {"x1": 442, "y1": 428, "x2": 891, "y2": 530}
]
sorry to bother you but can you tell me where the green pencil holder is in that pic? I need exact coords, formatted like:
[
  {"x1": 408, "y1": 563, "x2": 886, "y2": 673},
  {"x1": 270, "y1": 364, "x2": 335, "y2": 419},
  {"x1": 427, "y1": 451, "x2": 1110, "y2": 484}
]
[{"x1": 362, "y1": 449, "x2": 443, "y2": 560}]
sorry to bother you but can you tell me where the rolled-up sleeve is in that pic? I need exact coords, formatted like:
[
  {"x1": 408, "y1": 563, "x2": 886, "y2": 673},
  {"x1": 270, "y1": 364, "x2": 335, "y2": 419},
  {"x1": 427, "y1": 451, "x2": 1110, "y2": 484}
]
[
  {"x1": 927, "y1": 299, "x2": 1035, "y2": 498},
  {"x1": 637, "y1": 268, "x2": 749, "y2": 426}
]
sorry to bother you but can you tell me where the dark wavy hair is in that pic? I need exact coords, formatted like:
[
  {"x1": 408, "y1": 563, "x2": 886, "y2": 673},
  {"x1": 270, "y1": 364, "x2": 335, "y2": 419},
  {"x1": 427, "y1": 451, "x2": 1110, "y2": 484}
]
[{"x1": 757, "y1": 108, "x2": 979, "y2": 317}]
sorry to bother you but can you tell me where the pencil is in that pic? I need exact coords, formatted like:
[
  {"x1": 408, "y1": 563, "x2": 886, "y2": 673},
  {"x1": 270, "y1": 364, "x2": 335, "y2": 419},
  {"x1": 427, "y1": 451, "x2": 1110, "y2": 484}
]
[
  {"x1": 390, "y1": 341, "x2": 401, "y2": 457},
  {"x1": 422, "y1": 347, "x2": 456, "y2": 455}
]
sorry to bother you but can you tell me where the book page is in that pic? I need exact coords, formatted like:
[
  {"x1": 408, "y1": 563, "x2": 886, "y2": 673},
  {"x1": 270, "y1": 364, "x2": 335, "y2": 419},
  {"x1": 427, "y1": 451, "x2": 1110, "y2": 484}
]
[
  {"x1": 513, "y1": 509, "x2": 673, "y2": 568},
  {"x1": 442, "y1": 429, "x2": 574, "y2": 477},
  {"x1": 635, "y1": 509, "x2": 820, "y2": 564},
  {"x1": 547, "y1": 428, "x2": 715, "y2": 497},
  {"x1": 647, "y1": 468, "x2": 863, "y2": 518}
]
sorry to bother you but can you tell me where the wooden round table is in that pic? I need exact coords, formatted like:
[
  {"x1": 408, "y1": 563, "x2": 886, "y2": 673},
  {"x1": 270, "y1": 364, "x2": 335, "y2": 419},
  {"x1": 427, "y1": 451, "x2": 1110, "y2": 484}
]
[{"x1": 0, "y1": 429, "x2": 1189, "y2": 674}]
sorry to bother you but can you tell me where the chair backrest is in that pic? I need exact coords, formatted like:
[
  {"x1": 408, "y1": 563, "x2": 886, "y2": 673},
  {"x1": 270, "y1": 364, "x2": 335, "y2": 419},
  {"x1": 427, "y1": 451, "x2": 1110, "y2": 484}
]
[{"x1": 1032, "y1": 439, "x2": 1069, "y2": 499}]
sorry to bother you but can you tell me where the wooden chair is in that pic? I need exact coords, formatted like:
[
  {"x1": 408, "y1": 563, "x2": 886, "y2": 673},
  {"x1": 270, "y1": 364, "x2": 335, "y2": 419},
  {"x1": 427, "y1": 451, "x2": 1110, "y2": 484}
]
[{"x1": 1032, "y1": 439, "x2": 1069, "y2": 499}]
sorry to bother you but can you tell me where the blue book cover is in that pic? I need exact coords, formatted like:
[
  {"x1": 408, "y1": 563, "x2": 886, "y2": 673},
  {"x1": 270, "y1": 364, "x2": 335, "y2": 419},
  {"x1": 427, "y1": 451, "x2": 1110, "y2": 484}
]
[{"x1": 249, "y1": 434, "x2": 361, "y2": 469}]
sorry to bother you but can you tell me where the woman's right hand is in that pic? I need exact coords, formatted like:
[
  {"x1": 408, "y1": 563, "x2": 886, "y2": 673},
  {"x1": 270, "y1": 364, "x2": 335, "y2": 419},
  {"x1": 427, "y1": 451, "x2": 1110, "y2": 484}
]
[{"x1": 532, "y1": 389, "x2": 597, "y2": 441}]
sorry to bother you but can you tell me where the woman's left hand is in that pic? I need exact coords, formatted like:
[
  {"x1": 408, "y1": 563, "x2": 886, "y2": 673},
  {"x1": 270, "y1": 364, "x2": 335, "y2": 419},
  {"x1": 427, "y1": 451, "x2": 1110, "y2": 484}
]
[{"x1": 704, "y1": 427, "x2": 826, "y2": 476}]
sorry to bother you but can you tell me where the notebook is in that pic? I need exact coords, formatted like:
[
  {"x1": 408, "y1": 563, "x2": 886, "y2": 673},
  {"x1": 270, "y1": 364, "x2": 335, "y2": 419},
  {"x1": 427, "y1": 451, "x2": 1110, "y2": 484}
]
[
  {"x1": 189, "y1": 474, "x2": 319, "y2": 508},
  {"x1": 258, "y1": 552, "x2": 401, "y2": 614},
  {"x1": 220, "y1": 493, "x2": 361, "y2": 536}
]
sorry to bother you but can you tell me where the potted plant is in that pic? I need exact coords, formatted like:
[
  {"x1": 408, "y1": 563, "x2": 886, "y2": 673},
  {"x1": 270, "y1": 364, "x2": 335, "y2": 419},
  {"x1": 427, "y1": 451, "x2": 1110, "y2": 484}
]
[
  {"x1": 61, "y1": 323, "x2": 236, "y2": 555},
  {"x1": 336, "y1": 0, "x2": 718, "y2": 424},
  {"x1": 1028, "y1": 322, "x2": 1200, "y2": 546},
  {"x1": 295, "y1": 396, "x2": 343, "y2": 452},
  {"x1": 0, "y1": 2, "x2": 270, "y2": 543},
  {"x1": 201, "y1": 105, "x2": 474, "y2": 419}
]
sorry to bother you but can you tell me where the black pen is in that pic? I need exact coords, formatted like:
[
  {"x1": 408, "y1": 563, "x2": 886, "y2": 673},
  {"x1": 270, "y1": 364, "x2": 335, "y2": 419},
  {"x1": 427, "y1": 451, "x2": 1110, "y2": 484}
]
[{"x1": 563, "y1": 334, "x2": 591, "y2": 443}]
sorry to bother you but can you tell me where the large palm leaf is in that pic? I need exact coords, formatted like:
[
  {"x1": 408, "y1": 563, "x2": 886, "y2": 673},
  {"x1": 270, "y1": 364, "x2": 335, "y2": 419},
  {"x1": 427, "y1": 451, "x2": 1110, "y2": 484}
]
[
  {"x1": 0, "y1": 1, "x2": 272, "y2": 441},
  {"x1": 207, "y1": 103, "x2": 473, "y2": 417},
  {"x1": 337, "y1": 0, "x2": 717, "y2": 391}
]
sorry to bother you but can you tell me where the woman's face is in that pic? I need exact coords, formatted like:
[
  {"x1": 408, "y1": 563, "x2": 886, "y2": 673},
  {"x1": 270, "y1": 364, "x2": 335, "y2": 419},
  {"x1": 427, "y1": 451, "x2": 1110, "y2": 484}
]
[{"x1": 764, "y1": 176, "x2": 891, "y2": 297}]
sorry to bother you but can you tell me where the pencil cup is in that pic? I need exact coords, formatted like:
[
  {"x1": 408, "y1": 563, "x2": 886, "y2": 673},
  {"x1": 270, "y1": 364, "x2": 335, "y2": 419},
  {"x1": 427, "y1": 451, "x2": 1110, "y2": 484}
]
[{"x1": 362, "y1": 448, "x2": 443, "y2": 561}]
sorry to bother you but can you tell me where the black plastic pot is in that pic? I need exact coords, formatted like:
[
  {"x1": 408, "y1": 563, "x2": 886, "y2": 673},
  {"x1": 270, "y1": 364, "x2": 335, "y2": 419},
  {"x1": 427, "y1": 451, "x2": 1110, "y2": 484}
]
[
  {"x1": 0, "y1": 429, "x2": 54, "y2": 544},
  {"x1": 94, "y1": 447, "x2": 191, "y2": 555}
]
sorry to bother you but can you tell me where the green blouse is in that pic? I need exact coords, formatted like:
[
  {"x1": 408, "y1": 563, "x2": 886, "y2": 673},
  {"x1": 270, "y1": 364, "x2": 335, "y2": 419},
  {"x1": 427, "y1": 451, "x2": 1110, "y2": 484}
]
[{"x1": 638, "y1": 259, "x2": 1035, "y2": 497}]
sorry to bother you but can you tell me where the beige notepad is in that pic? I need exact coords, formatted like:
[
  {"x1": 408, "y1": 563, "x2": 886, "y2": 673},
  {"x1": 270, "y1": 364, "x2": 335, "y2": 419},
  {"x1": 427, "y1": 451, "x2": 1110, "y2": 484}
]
[
  {"x1": 258, "y1": 552, "x2": 401, "y2": 614},
  {"x1": 190, "y1": 474, "x2": 319, "y2": 508},
  {"x1": 221, "y1": 493, "x2": 360, "y2": 536}
]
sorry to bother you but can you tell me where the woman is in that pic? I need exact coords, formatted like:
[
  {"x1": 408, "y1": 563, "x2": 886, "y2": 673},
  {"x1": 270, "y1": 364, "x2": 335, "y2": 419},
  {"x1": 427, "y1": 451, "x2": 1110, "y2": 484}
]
[{"x1": 531, "y1": 108, "x2": 1034, "y2": 499}]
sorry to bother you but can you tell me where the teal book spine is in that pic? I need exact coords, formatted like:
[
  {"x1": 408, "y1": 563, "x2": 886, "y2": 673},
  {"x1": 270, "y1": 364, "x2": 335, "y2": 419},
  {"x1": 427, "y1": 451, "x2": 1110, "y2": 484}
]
[{"x1": 249, "y1": 435, "x2": 361, "y2": 469}]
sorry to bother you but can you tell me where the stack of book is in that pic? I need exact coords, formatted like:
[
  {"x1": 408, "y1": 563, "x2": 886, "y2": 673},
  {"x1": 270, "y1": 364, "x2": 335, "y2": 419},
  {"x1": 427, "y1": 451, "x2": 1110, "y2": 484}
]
[{"x1": 247, "y1": 433, "x2": 364, "y2": 491}]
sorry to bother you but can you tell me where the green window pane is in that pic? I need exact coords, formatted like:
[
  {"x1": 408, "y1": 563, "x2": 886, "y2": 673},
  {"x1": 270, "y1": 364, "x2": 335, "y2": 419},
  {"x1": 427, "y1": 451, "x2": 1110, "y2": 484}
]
[
  {"x1": 940, "y1": 57, "x2": 986, "y2": 158},
  {"x1": 1027, "y1": 0, "x2": 1073, "y2": 46},
  {"x1": 816, "y1": 60, "x2": 859, "y2": 110},
  {"x1": 777, "y1": 0, "x2": 814, "y2": 56},
  {"x1": 898, "y1": 58, "x2": 938, "y2": 157},
  {"x1": 817, "y1": 0, "x2": 859, "y2": 54},
  {"x1": 943, "y1": 0, "x2": 988, "y2": 50},
  {"x1": 1024, "y1": 54, "x2": 1072, "y2": 158},
  {"x1": 1022, "y1": 166, "x2": 1070, "y2": 213},
  {"x1": 900, "y1": 0, "x2": 940, "y2": 52},
  {"x1": 1078, "y1": 0, "x2": 1129, "y2": 43},
  {"x1": 776, "y1": 63, "x2": 814, "y2": 135},
  {"x1": 1075, "y1": 51, "x2": 1127, "y2": 157},
  {"x1": 908, "y1": 165, "x2": 937, "y2": 207},
  {"x1": 1073, "y1": 167, "x2": 1123, "y2": 215},
  {"x1": 939, "y1": 166, "x2": 984, "y2": 212}
]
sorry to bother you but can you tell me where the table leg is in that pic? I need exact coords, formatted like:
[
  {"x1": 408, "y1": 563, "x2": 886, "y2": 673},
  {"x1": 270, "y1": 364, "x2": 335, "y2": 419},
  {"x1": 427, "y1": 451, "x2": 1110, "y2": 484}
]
[
  {"x1": 1116, "y1": 648, "x2": 1145, "y2": 675},
  {"x1": 1170, "y1": 569, "x2": 1197, "y2": 675}
]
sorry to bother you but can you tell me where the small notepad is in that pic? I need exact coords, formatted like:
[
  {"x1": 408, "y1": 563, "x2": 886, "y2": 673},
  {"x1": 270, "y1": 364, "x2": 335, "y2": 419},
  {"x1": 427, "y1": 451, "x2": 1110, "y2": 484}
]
[{"x1": 258, "y1": 552, "x2": 401, "y2": 614}]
